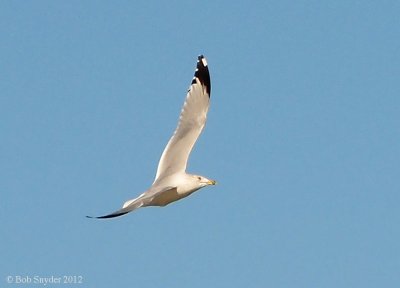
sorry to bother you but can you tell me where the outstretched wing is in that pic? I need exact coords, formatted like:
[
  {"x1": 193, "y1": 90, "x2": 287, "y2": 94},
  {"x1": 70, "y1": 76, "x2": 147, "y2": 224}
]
[
  {"x1": 86, "y1": 196, "x2": 145, "y2": 219},
  {"x1": 87, "y1": 186, "x2": 177, "y2": 219},
  {"x1": 154, "y1": 55, "x2": 211, "y2": 182}
]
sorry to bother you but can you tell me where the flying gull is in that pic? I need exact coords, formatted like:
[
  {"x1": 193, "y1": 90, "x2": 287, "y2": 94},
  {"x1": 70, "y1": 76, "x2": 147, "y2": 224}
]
[{"x1": 88, "y1": 55, "x2": 216, "y2": 219}]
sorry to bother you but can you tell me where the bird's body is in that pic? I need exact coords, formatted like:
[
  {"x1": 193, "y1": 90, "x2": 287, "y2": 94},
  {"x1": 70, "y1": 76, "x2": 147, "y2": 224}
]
[{"x1": 88, "y1": 55, "x2": 215, "y2": 219}]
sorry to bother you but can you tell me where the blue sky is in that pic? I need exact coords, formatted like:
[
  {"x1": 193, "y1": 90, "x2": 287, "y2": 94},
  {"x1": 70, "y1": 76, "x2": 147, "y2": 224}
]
[{"x1": 1, "y1": 1, "x2": 399, "y2": 287}]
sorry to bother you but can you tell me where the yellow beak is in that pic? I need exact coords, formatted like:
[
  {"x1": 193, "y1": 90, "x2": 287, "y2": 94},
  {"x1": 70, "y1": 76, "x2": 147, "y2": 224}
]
[{"x1": 208, "y1": 179, "x2": 217, "y2": 185}]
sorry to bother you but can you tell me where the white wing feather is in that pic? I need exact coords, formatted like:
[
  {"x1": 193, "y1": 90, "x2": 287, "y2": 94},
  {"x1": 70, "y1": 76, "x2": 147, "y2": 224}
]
[{"x1": 154, "y1": 56, "x2": 211, "y2": 182}]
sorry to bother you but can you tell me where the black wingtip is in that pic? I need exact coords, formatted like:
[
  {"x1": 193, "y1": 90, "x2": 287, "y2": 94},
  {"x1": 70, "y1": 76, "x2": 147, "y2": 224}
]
[
  {"x1": 191, "y1": 55, "x2": 211, "y2": 96},
  {"x1": 86, "y1": 211, "x2": 129, "y2": 219}
]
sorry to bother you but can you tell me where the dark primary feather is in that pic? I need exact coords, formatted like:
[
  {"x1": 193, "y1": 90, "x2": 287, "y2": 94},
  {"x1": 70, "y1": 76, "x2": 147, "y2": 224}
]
[
  {"x1": 86, "y1": 211, "x2": 129, "y2": 219},
  {"x1": 191, "y1": 55, "x2": 211, "y2": 96}
]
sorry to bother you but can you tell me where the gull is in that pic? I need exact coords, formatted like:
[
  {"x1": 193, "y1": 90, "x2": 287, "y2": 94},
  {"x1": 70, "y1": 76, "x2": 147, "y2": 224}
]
[{"x1": 88, "y1": 55, "x2": 216, "y2": 219}]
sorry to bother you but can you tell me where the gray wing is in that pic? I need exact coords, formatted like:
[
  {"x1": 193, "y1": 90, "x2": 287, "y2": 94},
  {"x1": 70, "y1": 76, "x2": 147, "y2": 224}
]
[
  {"x1": 86, "y1": 205, "x2": 139, "y2": 219},
  {"x1": 87, "y1": 186, "x2": 176, "y2": 219},
  {"x1": 86, "y1": 195, "x2": 146, "y2": 219},
  {"x1": 154, "y1": 55, "x2": 211, "y2": 182}
]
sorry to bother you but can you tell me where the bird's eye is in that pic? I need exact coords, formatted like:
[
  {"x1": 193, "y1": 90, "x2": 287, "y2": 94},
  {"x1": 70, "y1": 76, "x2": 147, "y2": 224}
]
[{"x1": 197, "y1": 176, "x2": 201, "y2": 180}]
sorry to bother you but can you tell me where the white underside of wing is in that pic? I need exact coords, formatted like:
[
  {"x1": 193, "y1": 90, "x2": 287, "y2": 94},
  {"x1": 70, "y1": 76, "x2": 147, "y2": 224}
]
[{"x1": 154, "y1": 77, "x2": 210, "y2": 182}]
